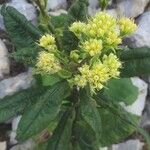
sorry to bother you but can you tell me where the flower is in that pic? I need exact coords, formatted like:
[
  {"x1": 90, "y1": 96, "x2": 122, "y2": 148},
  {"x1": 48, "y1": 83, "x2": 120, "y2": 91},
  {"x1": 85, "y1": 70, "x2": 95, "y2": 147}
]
[
  {"x1": 81, "y1": 39, "x2": 103, "y2": 56},
  {"x1": 36, "y1": 51, "x2": 61, "y2": 74},
  {"x1": 84, "y1": 12, "x2": 117, "y2": 38},
  {"x1": 38, "y1": 34, "x2": 56, "y2": 51},
  {"x1": 74, "y1": 63, "x2": 109, "y2": 90},
  {"x1": 74, "y1": 75, "x2": 87, "y2": 87},
  {"x1": 69, "y1": 21, "x2": 86, "y2": 38},
  {"x1": 103, "y1": 53, "x2": 122, "y2": 77},
  {"x1": 119, "y1": 18, "x2": 137, "y2": 36},
  {"x1": 105, "y1": 31, "x2": 122, "y2": 47}
]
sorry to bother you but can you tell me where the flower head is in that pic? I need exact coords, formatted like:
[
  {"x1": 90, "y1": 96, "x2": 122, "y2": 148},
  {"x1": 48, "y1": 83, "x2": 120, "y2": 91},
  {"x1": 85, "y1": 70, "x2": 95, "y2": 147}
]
[
  {"x1": 103, "y1": 53, "x2": 122, "y2": 77},
  {"x1": 85, "y1": 12, "x2": 117, "y2": 38},
  {"x1": 69, "y1": 21, "x2": 86, "y2": 38},
  {"x1": 105, "y1": 31, "x2": 122, "y2": 47},
  {"x1": 38, "y1": 34, "x2": 56, "y2": 51},
  {"x1": 119, "y1": 18, "x2": 137, "y2": 36},
  {"x1": 36, "y1": 51, "x2": 61, "y2": 74},
  {"x1": 81, "y1": 39, "x2": 103, "y2": 56}
]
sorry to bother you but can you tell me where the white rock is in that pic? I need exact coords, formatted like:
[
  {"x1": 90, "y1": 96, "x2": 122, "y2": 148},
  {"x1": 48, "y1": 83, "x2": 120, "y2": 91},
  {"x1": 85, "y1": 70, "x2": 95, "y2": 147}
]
[
  {"x1": 107, "y1": 9, "x2": 118, "y2": 18},
  {"x1": 124, "y1": 11, "x2": 150, "y2": 48},
  {"x1": 100, "y1": 147, "x2": 108, "y2": 150},
  {"x1": 88, "y1": 0, "x2": 99, "y2": 16},
  {"x1": 0, "y1": 69, "x2": 33, "y2": 99},
  {"x1": 0, "y1": 141, "x2": 7, "y2": 150},
  {"x1": 1, "y1": 0, "x2": 37, "y2": 29},
  {"x1": 10, "y1": 140, "x2": 35, "y2": 150},
  {"x1": 10, "y1": 116, "x2": 22, "y2": 145},
  {"x1": 0, "y1": 39, "x2": 10, "y2": 80},
  {"x1": 141, "y1": 99, "x2": 150, "y2": 128},
  {"x1": 49, "y1": 9, "x2": 67, "y2": 16},
  {"x1": 8, "y1": 0, "x2": 37, "y2": 24},
  {"x1": 115, "y1": 0, "x2": 149, "y2": 18},
  {"x1": 121, "y1": 77, "x2": 148, "y2": 116},
  {"x1": 0, "y1": 14, "x2": 5, "y2": 30},
  {"x1": 46, "y1": 0, "x2": 67, "y2": 11},
  {"x1": 110, "y1": 140, "x2": 144, "y2": 150}
]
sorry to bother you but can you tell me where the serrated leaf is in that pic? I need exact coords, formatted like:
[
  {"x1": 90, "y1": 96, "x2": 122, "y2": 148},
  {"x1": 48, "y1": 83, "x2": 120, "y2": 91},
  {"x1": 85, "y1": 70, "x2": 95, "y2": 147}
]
[
  {"x1": 1, "y1": 6, "x2": 41, "y2": 49},
  {"x1": 75, "y1": 120, "x2": 99, "y2": 150},
  {"x1": 17, "y1": 82, "x2": 70, "y2": 141},
  {"x1": 99, "y1": 107, "x2": 139, "y2": 146},
  {"x1": 79, "y1": 89, "x2": 101, "y2": 142},
  {"x1": 58, "y1": 69, "x2": 72, "y2": 79},
  {"x1": 120, "y1": 47, "x2": 150, "y2": 77},
  {"x1": 95, "y1": 95, "x2": 140, "y2": 147},
  {"x1": 0, "y1": 86, "x2": 46, "y2": 123},
  {"x1": 51, "y1": 14, "x2": 68, "y2": 29},
  {"x1": 103, "y1": 78, "x2": 138, "y2": 105},
  {"x1": 41, "y1": 74, "x2": 62, "y2": 86},
  {"x1": 11, "y1": 46, "x2": 41, "y2": 66},
  {"x1": 46, "y1": 110, "x2": 75, "y2": 150}
]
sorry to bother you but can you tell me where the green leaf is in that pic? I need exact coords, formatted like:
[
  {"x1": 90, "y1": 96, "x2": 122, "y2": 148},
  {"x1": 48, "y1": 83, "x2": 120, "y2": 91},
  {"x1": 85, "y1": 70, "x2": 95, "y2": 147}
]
[
  {"x1": 62, "y1": 0, "x2": 88, "y2": 52},
  {"x1": 120, "y1": 47, "x2": 150, "y2": 77},
  {"x1": 75, "y1": 120, "x2": 99, "y2": 150},
  {"x1": 17, "y1": 82, "x2": 70, "y2": 141},
  {"x1": 103, "y1": 78, "x2": 138, "y2": 105},
  {"x1": 1, "y1": 6, "x2": 41, "y2": 49},
  {"x1": 10, "y1": 46, "x2": 41, "y2": 66},
  {"x1": 41, "y1": 74, "x2": 62, "y2": 86},
  {"x1": 95, "y1": 95, "x2": 140, "y2": 147},
  {"x1": 99, "y1": 107, "x2": 139, "y2": 146},
  {"x1": 79, "y1": 89, "x2": 101, "y2": 142},
  {"x1": 0, "y1": 86, "x2": 46, "y2": 123},
  {"x1": 58, "y1": 69, "x2": 72, "y2": 79},
  {"x1": 46, "y1": 110, "x2": 75, "y2": 150},
  {"x1": 67, "y1": 0, "x2": 88, "y2": 24},
  {"x1": 51, "y1": 14, "x2": 68, "y2": 29}
]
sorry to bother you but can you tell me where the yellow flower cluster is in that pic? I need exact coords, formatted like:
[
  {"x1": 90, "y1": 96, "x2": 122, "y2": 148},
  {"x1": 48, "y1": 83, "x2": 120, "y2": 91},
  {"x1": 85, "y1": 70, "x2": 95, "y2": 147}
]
[
  {"x1": 74, "y1": 53, "x2": 121, "y2": 91},
  {"x1": 36, "y1": 51, "x2": 61, "y2": 74},
  {"x1": 119, "y1": 18, "x2": 137, "y2": 36},
  {"x1": 103, "y1": 53, "x2": 122, "y2": 77},
  {"x1": 38, "y1": 34, "x2": 56, "y2": 51},
  {"x1": 81, "y1": 39, "x2": 103, "y2": 56},
  {"x1": 35, "y1": 12, "x2": 136, "y2": 92},
  {"x1": 36, "y1": 34, "x2": 61, "y2": 75},
  {"x1": 105, "y1": 31, "x2": 122, "y2": 47},
  {"x1": 69, "y1": 12, "x2": 137, "y2": 49},
  {"x1": 69, "y1": 21, "x2": 86, "y2": 38},
  {"x1": 68, "y1": 12, "x2": 135, "y2": 91}
]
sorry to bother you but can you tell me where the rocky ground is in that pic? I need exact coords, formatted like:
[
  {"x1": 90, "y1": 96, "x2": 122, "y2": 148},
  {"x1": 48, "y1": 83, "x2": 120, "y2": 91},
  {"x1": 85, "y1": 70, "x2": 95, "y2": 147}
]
[{"x1": 0, "y1": 0, "x2": 150, "y2": 150}]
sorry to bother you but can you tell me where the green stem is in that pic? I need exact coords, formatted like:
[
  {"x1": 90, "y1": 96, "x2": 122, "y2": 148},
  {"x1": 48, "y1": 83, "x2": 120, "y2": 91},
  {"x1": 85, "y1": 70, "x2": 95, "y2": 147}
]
[
  {"x1": 35, "y1": 0, "x2": 62, "y2": 50},
  {"x1": 70, "y1": 87, "x2": 80, "y2": 146}
]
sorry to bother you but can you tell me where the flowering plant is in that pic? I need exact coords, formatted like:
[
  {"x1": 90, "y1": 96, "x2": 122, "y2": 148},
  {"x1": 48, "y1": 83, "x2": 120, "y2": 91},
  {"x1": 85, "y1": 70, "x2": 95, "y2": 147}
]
[{"x1": 0, "y1": 0, "x2": 150, "y2": 149}]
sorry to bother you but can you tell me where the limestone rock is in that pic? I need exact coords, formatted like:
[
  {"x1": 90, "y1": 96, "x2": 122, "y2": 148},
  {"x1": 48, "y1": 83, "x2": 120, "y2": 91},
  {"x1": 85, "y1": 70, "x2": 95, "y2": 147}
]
[
  {"x1": 88, "y1": 0, "x2": 99, "y2": 16},
  {"x1": 124, "y1": 11, "x2": 150, "y2": 48},
  {"x1": 0, "y1": 69, "x2": 33, "y2": 99},
  {"x1": 110, "y1": 140, "x2": 144, "y2": 150},
  {"x1": 8, "y1": 0, "x2": 37, "y2": 24},
  {"x1": 0, "y1": 141, "x2": 7, "y2": 150},
  {"x1": 10, "y1": 116, "x2": 22, "y2": 145},
  {"x1": 0, "y1": 39, "x2": 10, "y2": 80},
  {"x1": 10, "y1": 140, "x2": 35, "y2": 150},
  {"x1": 141, "y1": 99, "x2": 150, "y2": 128},
  {"x1": 121, "y1": 77, "x2": 148, "y2": 116},
  {"x1": 46, "y1": 0, "x2": 67, "y2": 11},
  {"x1": 115, "y1": 0, "x2": 149, "y2": 18},
  {"x1": 49, "y1": 9, "x2": 67, "y2": 16}
]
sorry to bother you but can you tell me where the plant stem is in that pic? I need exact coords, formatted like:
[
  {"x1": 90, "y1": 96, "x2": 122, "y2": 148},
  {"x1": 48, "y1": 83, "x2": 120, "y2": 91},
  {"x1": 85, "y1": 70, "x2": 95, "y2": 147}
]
[
  {"x1": 70, "y1": 87, "x2": 80, "y2": 146},
  {"x1": 35, "y1": 0, "x2": 62, "y2": 50}
]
